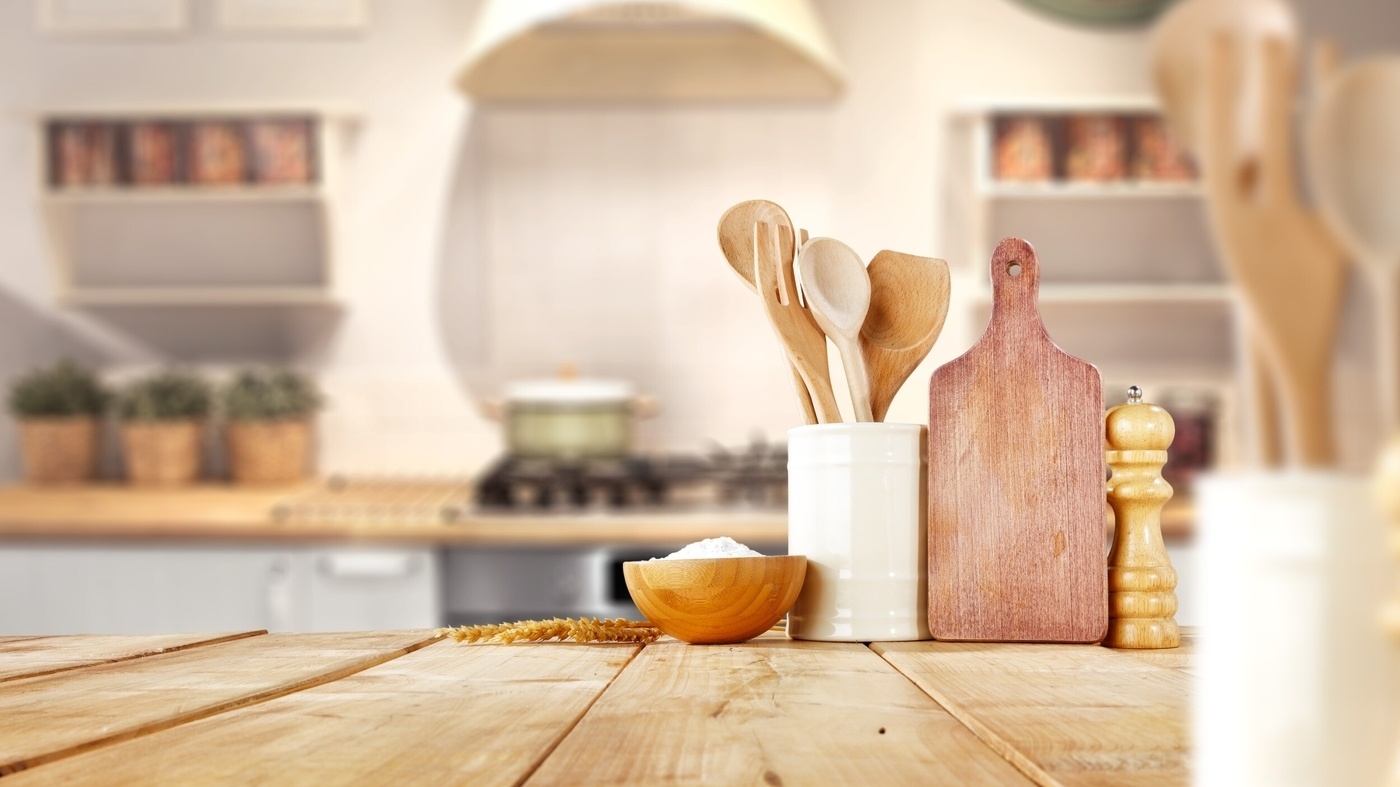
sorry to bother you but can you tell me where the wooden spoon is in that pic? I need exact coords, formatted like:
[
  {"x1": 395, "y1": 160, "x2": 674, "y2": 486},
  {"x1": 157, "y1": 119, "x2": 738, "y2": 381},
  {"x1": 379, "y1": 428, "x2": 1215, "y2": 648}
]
[
  {"x1": 797, "y1": 238, "x2": 873, "y2": 422},
  {"x1": 858, "y1": 251, "x2": 950, "y2": 423},
  {"x1": 1202, "y1": 34, "x2": 1347, "y2": 467},
  {"x1": 754, "y1": 222, "x2": 842, "y2": 423},
  {"x1": 1306, "y1": 57, "x2": 1400, "y2": 434},
  {"x1": 717, "y1": 201, "x2": 817, "y2": 425},
  {"x1": 1150, "y1": 0, "x2": 1298, "y2": 467}
]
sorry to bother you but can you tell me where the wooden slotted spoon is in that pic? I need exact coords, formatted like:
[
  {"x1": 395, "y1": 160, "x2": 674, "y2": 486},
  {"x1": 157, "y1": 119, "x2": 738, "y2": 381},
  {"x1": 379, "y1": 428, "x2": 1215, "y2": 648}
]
[
  {"x1": 859, "y1": 251, "x2": 950, "y2": 423},
  {"x1": 717, "y1": 200, "x2": 817, "y2": 424},
  {"x1": 753, "y1": 222, "x2": 841, "y2": 423}
]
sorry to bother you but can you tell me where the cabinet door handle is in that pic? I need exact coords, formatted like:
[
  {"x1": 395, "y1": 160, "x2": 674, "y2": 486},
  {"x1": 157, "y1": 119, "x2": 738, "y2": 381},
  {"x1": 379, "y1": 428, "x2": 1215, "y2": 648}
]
[
  {"x1": 265, "y1": 558, "x2": 295, "y2": 631},
  {"x1": 318, "y1": 552, "x2": 420, "y2": 580}
]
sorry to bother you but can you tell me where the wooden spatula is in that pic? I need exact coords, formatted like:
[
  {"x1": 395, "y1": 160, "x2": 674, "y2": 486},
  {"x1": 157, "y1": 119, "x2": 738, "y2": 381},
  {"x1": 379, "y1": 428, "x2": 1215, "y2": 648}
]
[
  {"x1": 928, "y1": 237, "x2": 1106, "y2": 643},
  {"x1": 860, "y1": 251, "x2": 950, "y2": 423}
]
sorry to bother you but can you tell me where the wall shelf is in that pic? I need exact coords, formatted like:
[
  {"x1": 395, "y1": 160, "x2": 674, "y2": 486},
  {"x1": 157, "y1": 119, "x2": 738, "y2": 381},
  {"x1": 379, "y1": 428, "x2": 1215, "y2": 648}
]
[
  {"x1": 973, "y1": 283, "x2": 1235, "y2": 305},
  {"x1": 35, "y1": 105, "x2": 355, "y2": 308},
  {"x1": 952, "y1": 95, "x2": 1242, "y2": 475},
  {"x1": 42, "y1": 185, "x2": 325, "y2": 204},
  {"x1": 978, "y1": 181, "x2": 1202, "y2": 200},
  {"x1": 61, "y1": 287, "x2": 341, "y2": 307}
]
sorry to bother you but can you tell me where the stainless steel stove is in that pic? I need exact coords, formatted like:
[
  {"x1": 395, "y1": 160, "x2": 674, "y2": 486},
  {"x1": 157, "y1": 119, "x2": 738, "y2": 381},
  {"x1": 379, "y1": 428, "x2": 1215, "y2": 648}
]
[{"x1": 474, "y1": 441, "x2": 788, "y2": 512}]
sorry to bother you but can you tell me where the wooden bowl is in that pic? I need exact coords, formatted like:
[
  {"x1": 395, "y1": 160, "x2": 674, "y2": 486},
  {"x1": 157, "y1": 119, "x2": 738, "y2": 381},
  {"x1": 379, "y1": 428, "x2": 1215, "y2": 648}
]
[{"x1": 623, "y1": 555, "x2": 807, "y2": 645}]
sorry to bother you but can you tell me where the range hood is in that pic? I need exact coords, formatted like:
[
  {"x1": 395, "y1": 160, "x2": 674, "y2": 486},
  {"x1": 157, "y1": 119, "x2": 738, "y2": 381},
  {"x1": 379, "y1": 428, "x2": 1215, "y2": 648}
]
[{"x1": 455, "y1": 0, "x2": 846, "y2": 102}]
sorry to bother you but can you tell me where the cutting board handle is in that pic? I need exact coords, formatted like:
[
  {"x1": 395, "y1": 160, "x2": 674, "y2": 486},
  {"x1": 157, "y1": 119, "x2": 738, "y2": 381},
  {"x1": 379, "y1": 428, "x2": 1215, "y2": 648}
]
[{"x1": 988, "y1": 238, "x2": 1043, "y2": 335}]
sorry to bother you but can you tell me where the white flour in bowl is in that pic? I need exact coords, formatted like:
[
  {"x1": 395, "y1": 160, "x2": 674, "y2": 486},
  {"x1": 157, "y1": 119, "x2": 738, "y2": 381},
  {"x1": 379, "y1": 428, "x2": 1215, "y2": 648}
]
[{"x1": 655, "y1": 537, "x2": 765, "y2": 560}]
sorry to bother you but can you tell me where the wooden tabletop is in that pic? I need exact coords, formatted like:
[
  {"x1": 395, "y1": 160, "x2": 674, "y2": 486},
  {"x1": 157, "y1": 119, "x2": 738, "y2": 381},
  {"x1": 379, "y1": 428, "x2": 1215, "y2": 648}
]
[{"x1": 0, "y1": 629, "x2": 1192, "y2": 785}]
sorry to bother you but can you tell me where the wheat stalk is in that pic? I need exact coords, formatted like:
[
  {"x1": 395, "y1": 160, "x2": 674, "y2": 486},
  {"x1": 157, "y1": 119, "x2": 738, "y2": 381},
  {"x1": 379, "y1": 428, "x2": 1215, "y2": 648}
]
[{"x1": 437, "y1": 617, "x2": 663, "y2": 645}]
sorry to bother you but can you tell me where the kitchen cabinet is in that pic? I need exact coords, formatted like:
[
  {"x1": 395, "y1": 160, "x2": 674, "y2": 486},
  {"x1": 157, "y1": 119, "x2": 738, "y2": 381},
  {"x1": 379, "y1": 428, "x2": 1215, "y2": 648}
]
[
  {"x1": 33, "y1": 105, "x2": 355, "y2": 307},
  {"x1": 0, "y1": 543, "x2": 438, "y2": 635}
]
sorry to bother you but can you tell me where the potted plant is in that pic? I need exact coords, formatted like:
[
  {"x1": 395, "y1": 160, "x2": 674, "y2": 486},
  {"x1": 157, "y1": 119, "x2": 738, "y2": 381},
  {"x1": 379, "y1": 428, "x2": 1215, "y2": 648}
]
[
  {"x1": 118, "y1": 370, "x2": 211, "y2": 486},
  {"x1": 7, "y1": 360, "x2": 108, "y2": 484},
  {"x1": 221, "y1": 368, "x2": 322, "y2": 485}
]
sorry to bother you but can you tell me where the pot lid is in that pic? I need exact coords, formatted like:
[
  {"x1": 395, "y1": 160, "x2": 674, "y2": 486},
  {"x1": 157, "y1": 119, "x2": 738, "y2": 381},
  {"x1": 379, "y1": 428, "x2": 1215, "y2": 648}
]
[{"x1": 504, "y1": 377, "x2": 635, "y2": 405}]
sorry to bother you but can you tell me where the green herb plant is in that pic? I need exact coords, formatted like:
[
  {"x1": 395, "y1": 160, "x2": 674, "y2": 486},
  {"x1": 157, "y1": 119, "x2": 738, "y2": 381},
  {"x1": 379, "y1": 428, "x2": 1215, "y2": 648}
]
[
  {"x1": 7, "y1": 360, "x2": 109, "y2": 419},
  {"x1": 221, "y1": 368, "x2": 322, "y2": 422},
  {"x1": 119, "y1": 370, "x2": 212, "y2": 422}
]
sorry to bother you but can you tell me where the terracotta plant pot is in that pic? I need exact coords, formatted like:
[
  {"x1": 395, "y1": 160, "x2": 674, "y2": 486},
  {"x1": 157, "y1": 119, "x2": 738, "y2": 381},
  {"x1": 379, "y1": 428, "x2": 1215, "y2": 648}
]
[
  {"x1": 122, "y1": 421, "x2": 201, "y2": 486},
  {"x1": 18, "y1": 416, "x2": 99, "y2": 485},
  {"x1": 225, "y1": 419, "x2": 312, "y2": 485}
]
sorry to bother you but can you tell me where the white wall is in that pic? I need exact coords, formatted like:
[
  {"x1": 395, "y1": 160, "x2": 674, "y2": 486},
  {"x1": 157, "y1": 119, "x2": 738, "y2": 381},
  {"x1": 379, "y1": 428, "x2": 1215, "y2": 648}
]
[{"x1": 0, "y1": 0, "x2": 1393, "y2": 479}]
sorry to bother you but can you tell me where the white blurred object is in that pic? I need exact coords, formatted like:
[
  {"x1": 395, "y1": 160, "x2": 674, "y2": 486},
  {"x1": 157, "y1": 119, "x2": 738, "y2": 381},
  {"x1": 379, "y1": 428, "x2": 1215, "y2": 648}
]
[
  {"x1": 455, "y1": 0, "x2": 845, "y2": 101},
  {"x1": 1306, "y1": 58, "x2": 1400, "y2": 435},
  {"x1": 1197, "y1": 472, "x2": 1399, "y2": 787},
  {"x1": 1373, "y1": 435, "x2": 1400, "y2": 786},
  {"x1": 1149, "y1": 0, "x2": 1297, "y2": 158}
]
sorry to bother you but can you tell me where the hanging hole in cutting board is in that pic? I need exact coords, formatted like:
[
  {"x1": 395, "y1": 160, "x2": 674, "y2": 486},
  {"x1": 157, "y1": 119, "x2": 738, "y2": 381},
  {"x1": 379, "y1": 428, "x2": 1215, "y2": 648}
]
[{"x1": 1007, "y1": 262, "x2": 1023, "y2": 277}]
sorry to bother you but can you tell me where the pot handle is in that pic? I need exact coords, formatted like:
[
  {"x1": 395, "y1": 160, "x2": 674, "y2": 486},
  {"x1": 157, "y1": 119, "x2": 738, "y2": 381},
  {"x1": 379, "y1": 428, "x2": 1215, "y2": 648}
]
[{"x1": 631, "y1": 395, "x2": 660, "y2": 419}]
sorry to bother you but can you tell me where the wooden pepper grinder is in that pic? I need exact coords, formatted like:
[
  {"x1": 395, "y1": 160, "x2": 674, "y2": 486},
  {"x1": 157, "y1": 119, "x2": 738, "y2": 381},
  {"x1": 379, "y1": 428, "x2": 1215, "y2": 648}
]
[{"x1": 1105, "y1": 386, "x2": 1180, "y2": 649}]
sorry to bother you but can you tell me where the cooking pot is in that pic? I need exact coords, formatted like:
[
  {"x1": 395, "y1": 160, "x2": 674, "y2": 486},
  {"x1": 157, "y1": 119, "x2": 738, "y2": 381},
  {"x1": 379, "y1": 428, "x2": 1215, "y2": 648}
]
[{"x1": 482, "y1": 376, "x2": 656, "y2": 460}]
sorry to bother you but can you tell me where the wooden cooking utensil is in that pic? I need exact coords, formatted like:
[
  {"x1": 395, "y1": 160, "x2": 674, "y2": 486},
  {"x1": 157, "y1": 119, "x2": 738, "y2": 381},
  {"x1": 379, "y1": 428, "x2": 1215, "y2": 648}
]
[
  {"x1": 1150, "y1": 0, "x2": 1298, "y2": 467},
  {"x1": 717, "y1": 200, "x2": 817, "y2": 425},
  {"x1": 797, "y1": 238, "x2": 874, "y2": 423},
  {"x1": 1306, "y1": 57, "x2": 1400, "y2": 434},
  {"x1": 754, "y1": 222, "x2": 841, "y2": 424},
  {"x1": 1149, "y1": 0, "x2": 1297, "y2": 158},
  {"x1": 1203, "y1": 35, "x2": 1348, "y2": 467},
  {"x1": 928, "y1": 237, "x2": 1106, "y2": 643},
  {"x1": 859, "y1": 251, "x2": 950, "y2": 423}
]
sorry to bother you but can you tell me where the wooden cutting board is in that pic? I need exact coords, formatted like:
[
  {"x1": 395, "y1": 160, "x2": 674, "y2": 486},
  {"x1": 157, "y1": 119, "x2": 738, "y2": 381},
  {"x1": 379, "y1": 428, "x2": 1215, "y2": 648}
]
[{"x1": 928, "y1": 237, "x2": 1106, "y2": 643}]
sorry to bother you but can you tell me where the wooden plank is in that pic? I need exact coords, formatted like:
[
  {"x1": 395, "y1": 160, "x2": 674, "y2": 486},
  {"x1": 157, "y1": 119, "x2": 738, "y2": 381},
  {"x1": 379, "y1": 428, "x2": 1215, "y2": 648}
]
[
  {"x1": 4, "y1": 639, "x2": 640, "y2": 786},
  {"x1": 0, "y1": 630, "x2": 436, "y2": 776},
  {"x1": 1112, "y1": 630, "x2": 1197, "y2": 674},
  {"x1": 527, "y1": 634, "x2": 1033, "y2": 785},
  {"x1": 874, "y1": 641, "x2": 1190, "y2": 787},
  {"x1": 928, "y1": 237, "x2": 1107, "y2": 642},
  {"x1": 0, "y1": 631, "x2": 264, "y2": 683}
]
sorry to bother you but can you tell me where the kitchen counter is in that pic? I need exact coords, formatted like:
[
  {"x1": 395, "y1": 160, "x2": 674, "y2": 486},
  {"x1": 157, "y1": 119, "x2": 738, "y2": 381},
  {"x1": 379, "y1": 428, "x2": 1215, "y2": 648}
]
[
  {"x1": 0, "y1": 628, "x2": 1192, "y2": 784},
  {"x1": 0, "y1": 484, "x2": 1197, "y2": 544},
  {"x1": 0, "y1": 485, "x2": 788, "y2": 546}
]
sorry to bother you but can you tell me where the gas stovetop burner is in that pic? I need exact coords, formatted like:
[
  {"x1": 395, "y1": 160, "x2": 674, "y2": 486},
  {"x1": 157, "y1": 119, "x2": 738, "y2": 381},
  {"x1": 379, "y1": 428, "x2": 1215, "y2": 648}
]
[{"x1": 475, "y1": 441, "x2": 787, "y2": 511}]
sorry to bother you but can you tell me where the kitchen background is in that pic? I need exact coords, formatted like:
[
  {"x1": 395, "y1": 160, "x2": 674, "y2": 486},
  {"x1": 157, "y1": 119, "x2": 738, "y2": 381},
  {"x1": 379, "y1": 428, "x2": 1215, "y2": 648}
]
[{"x1": 1, "y1": 0, "x2": 1397, "y2": 634}]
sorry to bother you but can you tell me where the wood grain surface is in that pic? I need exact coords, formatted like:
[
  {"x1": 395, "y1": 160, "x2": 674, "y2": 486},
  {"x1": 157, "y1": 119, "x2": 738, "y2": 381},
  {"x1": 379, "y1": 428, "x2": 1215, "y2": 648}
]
[
  {"x1": 527, "y1": 635, "x2": 1032, "y2": 785},
  {"x1": 0, "y1": 630, "x2": 437, "y2": 775},
  {"x1": 0, "y1": 631, "x2": 1192, "y2": 784},
  {"x1": 928, "y1": 237, "x2": 1107, "y2": 643},
  {"x1": 2, "y1": 640, "x2": 640, "y2": 787},
  {"x1": 0, "y1": 631, "x2": 262, "y2": 683},
  {"x1": 874, "y1": 640, "x2": 1191, "y2": 787}
]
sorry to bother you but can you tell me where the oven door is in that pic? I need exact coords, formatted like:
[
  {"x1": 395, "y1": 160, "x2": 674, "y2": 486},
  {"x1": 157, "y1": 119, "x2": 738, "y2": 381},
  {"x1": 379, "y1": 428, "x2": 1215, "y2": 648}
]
[{"x1": 442, "y1": 541, "x2": 787, "y2": 626}]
